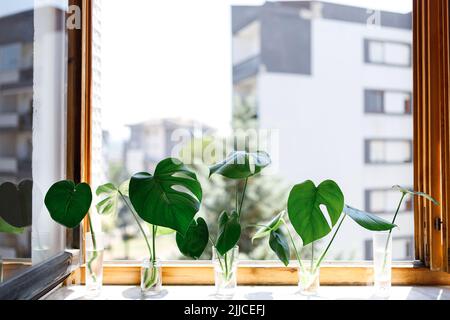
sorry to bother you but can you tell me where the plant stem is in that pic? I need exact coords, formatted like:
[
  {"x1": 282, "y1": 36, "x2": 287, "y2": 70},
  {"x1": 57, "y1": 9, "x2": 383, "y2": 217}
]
[
  {"x1": 313, "y1": 215, "x2": 346, "y2": 273},
  {"x1": 283, "y1": 220, "x2": 304, "y2": 270},
  {"x1": 86, "y1": 212, "x2": 98, "y2": 282},
  {"x1": 381, "y1": 193, "x2": 406, "y2": 271},
  {"x1": 119, "y1": 192, "x2": 153, "y2": 258},
  {"x1": 238, "y1": 178, "x2": 249, "y2": 216},
  {"x1": 152, "y1": 225, "x2": 157, "y2": 263}
]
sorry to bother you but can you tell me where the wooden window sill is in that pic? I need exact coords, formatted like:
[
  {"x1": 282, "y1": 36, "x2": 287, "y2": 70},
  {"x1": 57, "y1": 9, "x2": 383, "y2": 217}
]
[{"x1": 68, "y1": 261, "x2": 450, "y2": 286}]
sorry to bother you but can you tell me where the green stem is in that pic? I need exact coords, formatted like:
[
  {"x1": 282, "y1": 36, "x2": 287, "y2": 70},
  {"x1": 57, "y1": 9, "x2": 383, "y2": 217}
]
[
  {"x1": 152, "y1": 225, "x2": 157, "y2": 263},
  {"x1": 382, "y1": 193, "x2": 406, "y2": 271},
  {"x1": 224, "y1": 251, "x2": 229, "y2": 280},
  {"x1": 238, "y1": 178, "x2": 249, "y2": 216},
  {"x1": 119, "y1": 192, "x2": 153, "y2": 258},
  {"x1": 313, "y1": 215, "x2": 346, "y2": 273},
  {"x1": 283, "y1": 220, "x2": 304, "y2": 271},
  {"x1": 86, "y1": 212, "x2": 98, "y2": 282}
]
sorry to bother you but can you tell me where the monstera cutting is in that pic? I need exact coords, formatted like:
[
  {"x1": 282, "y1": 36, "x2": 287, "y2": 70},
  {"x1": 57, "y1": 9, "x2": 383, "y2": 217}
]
[
  {"x1": 44, "y1": 180, "x2": 102, "y2": 292},
  {"x1": 182, "y1": 151, "x2": 271, "y2": 297},
  {"x1": 253, "y1": 179, "x2": 396, "y2": 295},
  {"x1": 128, "y1": 158, "x2": 203, "y2": 295}
]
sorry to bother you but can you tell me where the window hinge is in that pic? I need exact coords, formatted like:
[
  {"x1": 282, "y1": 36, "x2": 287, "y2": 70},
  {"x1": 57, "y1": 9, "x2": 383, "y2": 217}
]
[{"x1": 434, "y1": 218, "x2": 443, "y2": 231}]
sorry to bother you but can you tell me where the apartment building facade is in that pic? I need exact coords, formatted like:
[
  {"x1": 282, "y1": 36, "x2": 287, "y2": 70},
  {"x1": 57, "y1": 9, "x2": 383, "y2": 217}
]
[
  {"x1": 232, "y1": 1, "x2": 413, "y2": 260},
  {"x1": 0, "y1": 10, "x2": 34, "y2": 184}
]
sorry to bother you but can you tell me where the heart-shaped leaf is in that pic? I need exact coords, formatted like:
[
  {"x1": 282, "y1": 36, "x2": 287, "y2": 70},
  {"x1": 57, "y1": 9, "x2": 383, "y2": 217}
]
[
  {"x1": 252, "y1": 210, "x2": 285, "y2": 242},
  {"x1": 288, "y1": 180, "x2": 344, "y2": 245},
  {"x1": 0, "y1": 216, "x2": 24, "y2": 234},
  {"x1": 44, "y1": 180, "x2": 92, "y2": 228},
  {"x1": 392, "y1": 185, "x2": 440, "y2": 206},
  {"x1": 209, "y1": 151, "x2": 271, "y2": 180},
  {"x1": 344, "y1": 205, "x2": 396, "y2": 231},
  {"x1": 176, "y1": 217, "x2": 209, "y2": 259},
  {"x1": 129, "y1": 158, "x2": 202, "y2": 235},
  {"x1": 216, "y1": 211, "x2": 241, "y2": 256},
  {"x1": 269, "y1": 228, "x2": 290, "y2": 267},
  {"x1": 0, "y1": 180, "x2": 33, "y2": 228}
]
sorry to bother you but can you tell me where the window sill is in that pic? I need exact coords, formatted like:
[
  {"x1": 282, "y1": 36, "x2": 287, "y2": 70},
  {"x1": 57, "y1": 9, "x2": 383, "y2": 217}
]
[
  {"x1": 45, "y1": 285, "x2": 450, "y2": 300},
  {"x1": 70, "y1": 261, "x2": 450, "y2": 286}
]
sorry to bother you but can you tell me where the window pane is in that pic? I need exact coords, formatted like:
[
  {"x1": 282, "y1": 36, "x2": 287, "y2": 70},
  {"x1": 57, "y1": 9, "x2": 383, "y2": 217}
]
[
  {"x1": 365, "y1": 90, "x2": 384, "y2": 113},
  {"x1": 0, "y1": 0, "x2": 68, "y2": 283},
  {"x1": 384, "y1": 42, "x2": 410, "y2": 66},
  {"x1": 368, "y1": 41, "x2": 384, "y2": 63},
  {"x1": 385, "y1": 91, "x2": 411, "y2": 114},
  {"x1": 96, "y1": 0, "x2": 413, "y2": 262}
]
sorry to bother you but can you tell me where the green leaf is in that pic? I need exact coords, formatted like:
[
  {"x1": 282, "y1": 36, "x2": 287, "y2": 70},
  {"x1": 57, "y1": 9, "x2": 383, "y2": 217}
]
[
  {"x1": 96, "y1": 183, "x2": 121, "y2": 216},
  {"x1": 209, "y1": 151, "x2": 271, "y2": 179},
  {"x1": 393, "y1": 185, "x2": 440, "y2": 206},
  {"x1": 0, "y1": 216, "x2": 24, "y2": 234},
  {"x1": 176, "y1": 217, "x2": 209, "y2": 259},
  {"x1": 269, "y1": 228, "x2": 290, "y2": 267},
  {"x1": 0, "y1": 180, "x2": 33, "y2": 228},
  {"x1": 288, "y1": 180, "x2": 344, "y2": 245},
  {"x1": 129, "y1": 158, "x2": 203, "y2": 235},
  {"x1": 344, "y1": 205, "x2": 396, "y2": 231},
  {"x1": 216, "y1": 211, "x2": 241, "y2": 256},
  {"x1": 44, "y1": 180, "x2": 92, "y2": 229},
  {"x1": 252, "y1": 210, "x2": 285, "y2": 242}
]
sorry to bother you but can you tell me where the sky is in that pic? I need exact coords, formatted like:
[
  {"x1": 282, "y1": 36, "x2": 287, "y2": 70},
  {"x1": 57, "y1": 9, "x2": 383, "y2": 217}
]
[{"x1": 100, "y1": 0, "x2": 412, "y2": 140}]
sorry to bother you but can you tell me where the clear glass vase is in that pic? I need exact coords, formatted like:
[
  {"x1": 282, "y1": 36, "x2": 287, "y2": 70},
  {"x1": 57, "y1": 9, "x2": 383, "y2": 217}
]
[
  {"x1": 373, "y1": 231, "x2": 392, "y2": 298},
  {"x1": 213, "y1": 246, "x2": 239, "y2": 299},
  {"x1": 298, "y1": 265, "x2": 320, "y2": 296},
  {"x1": 85, "y1": 232, "x2": 104, "y2": 297},
  {"x1": 141, "y1": 259, "x2": 162, "y2": 296}
]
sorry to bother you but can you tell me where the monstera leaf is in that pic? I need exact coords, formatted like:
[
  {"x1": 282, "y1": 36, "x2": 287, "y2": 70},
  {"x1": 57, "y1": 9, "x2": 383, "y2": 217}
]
[
  {"x1": 344, "y1": 205, "x2": 396, "y2": 231},
  {"x1": 252, "y1": 210, "x2": 285, "y2": 242},
  {"x1": 393, "y1": 185, "x2": 440, "y2": 205},
  {"x1": 0, "y1": 216, "x2": 24, "y2": 234},
  {"x1": 96, "y1": 180, "x2": 129, "y2": 216},
  {"x1": 209, "y1": 151, "x2": 271, "y2": 180},
  {"x1": 288, "y1": 180, "x2": 344, "y2": 245},
  {"x1": 44, "y1": 180, "x2": 92, "y2": 228},
  {"x1": 215, "y1": 211, "x2": 241, "y2": 256},
  {"x1": 269, "y1": 228, "x2": 290, "y2": 267},
  {"x1": 176, "y1": 217, "x2": 209, "y2": 259},
  {"x1": 129, "y1": 158, "x2": 202, "y2": 235},
  {"x1": 0, "y1": 180, "x2": 33, "y2": 228}
]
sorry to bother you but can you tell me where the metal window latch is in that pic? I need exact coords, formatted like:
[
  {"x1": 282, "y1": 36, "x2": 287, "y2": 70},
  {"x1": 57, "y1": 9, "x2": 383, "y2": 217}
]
[{"x1": 434, "y1": 218, "x2": 443, "y2": 231}]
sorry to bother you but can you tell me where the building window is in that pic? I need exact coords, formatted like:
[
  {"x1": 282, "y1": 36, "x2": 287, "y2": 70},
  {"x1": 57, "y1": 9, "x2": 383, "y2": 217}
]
[
  {"x1": 365, "y1": 188, "x2": 413, "y2": 214},
  {"x1": 365, "y1": 89, "x2": 412, "y2": 114},
  {"x1": 365, "y1": 139, "x2": 413, "y2": 164},
  {"x1": 0, "y1": 43, "x2": 21, "y2": 72},
  {"x1": 364, "y1": 39, "x2": 411, "y2": 67},
  {"x1": 232, "y1": 21, "x2": 261, "y2": 66}
]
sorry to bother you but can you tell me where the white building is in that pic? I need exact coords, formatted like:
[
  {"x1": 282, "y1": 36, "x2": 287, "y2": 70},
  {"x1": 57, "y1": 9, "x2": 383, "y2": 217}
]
[{"x1": 232, "y1": 1, "x2": 413, "y2": 260}]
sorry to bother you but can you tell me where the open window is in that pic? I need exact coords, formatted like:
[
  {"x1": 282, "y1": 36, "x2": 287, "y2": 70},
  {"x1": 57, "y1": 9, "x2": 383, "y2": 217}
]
[{"x1": 1, "y1": 0, "x2": 450, "y2": 296}]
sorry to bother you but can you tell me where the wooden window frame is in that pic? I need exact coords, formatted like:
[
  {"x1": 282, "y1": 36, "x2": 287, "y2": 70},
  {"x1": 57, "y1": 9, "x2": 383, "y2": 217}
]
[{"x1": 70, "y1": 0, "x2": 450, "y2": 286}]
